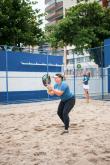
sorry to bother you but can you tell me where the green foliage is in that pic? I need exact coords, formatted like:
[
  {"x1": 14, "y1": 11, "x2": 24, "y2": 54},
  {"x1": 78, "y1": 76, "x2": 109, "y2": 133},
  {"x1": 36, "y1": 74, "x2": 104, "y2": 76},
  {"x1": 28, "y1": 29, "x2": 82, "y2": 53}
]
[
  {"x1": 0, "y1": 0, "x2": 44, "y2": 46},
  {"x1": 45, "y1": 2, "x2": 110, "y2": 65}
]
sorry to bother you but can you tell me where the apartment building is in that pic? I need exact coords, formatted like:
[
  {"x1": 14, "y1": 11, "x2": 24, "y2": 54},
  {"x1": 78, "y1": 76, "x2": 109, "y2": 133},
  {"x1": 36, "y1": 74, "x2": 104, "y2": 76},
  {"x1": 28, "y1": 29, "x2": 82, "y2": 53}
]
[{"x1": 45, "y1": 0, "x2": 63, "y2": 26}]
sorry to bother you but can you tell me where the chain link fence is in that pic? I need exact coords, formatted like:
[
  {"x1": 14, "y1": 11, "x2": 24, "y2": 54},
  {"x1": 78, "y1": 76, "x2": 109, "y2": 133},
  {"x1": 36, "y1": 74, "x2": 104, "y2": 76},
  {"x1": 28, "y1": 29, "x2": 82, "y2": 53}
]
[
  {"x1": 0, "y1": 45, "x2": 63, "y2": 104},
  {"x1": 63, "y1": 45, "x2": 110, "y2": 100},
  {"x1": 0, "y1": 44, "x2": 110, "y2": 104}
]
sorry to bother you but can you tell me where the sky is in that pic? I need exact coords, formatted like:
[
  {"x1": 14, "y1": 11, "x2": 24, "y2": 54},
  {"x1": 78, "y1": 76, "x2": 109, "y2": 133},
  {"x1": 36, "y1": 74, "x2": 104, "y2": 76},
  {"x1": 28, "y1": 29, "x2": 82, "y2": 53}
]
[
  {"x1": 36, "y1": 0, "x2": 45, "y2": 13},
  {"x1": 36, "y1": 0, "x2": 46, "y2": 29}
]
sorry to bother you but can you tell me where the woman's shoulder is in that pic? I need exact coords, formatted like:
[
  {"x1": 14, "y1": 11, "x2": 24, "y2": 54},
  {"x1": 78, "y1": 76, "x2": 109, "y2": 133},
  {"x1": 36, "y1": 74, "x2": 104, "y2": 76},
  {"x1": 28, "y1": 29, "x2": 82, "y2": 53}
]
[
  {"x1": 61, "y1": 81, "x2": 68, "y2": 87},
  {"x1": 62, "y1": 80, "x2": 67, "y2": 84}
]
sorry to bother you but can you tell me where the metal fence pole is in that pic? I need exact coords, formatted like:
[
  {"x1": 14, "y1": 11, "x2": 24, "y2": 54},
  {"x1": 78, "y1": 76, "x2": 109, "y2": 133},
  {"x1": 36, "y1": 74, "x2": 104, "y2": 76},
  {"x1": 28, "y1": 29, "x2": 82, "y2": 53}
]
[
  {"x1": 47, "y1": 54, "x2": 50, "y2": 100},
  {"x1": 101, "y1": 46, "x2": 104, "y2": 100},
  {"x1": 5, "y1": 46, "x2": 9, "y2": 104}
]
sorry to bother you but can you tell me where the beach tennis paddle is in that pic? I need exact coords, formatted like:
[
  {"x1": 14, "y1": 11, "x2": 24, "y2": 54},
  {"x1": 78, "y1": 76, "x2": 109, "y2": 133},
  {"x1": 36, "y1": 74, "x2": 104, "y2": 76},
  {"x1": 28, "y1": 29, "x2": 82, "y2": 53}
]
[{"x1": 42, "y1": 74, "x2": 51, "y2": 91}]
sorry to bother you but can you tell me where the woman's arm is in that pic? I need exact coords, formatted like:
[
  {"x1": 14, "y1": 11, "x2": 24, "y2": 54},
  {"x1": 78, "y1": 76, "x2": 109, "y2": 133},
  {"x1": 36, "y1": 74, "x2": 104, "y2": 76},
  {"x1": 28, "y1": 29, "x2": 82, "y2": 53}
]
[
  {"x1": 47, "y1": 90, "x2": 54, "y2": 96},
  {"x1": 47, "y1": 85, "x2": 64, "y2": 96},
  {"x1": 52, "y1": 89, "x2": 63, "y2": 96}
]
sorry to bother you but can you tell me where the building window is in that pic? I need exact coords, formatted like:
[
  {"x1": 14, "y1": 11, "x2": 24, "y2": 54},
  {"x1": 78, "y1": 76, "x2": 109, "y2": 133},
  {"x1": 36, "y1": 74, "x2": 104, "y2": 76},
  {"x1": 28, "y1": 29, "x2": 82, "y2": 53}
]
[
  {"x1": 67, "y1": 59, "x2": 75, "y2": 64},
  {"x1": 46, "y1": 0, "x2": 55, "y2": 7},
  {"x1": 56, "y1": 0, "x2": 63, "y2": 2},
  {"x1": 85, "y1": 56, "x2": 90, "y2": 62},
  {"x1": 76, "y1": 57, "x2": 84, "y2": 63},
  {"x1": 68, "y1": 49, "x2": 73, "y2": 55}
]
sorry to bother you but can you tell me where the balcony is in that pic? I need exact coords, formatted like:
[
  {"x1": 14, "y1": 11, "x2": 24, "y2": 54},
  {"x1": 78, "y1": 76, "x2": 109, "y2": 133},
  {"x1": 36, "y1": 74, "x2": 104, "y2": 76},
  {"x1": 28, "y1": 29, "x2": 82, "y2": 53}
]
[
  {"x1": 45, "y1": 1, "x2": 63, "y2": 12},
  {"x1": 56, "y1": 1, "x2": 63, "y2": 11},
  {"x1": 45, "y1": 9, "x2": 63, "y2": 21},
  {"x1": 55, "y1": 9, "x2": 63, "y2": 19},
  {"x1": 45, "y1": 11, "x2": 56, "y2": 20},
  {"x1": 45, "y1": 2, "x2": 56, "y2": 12},
  {"x1": 45, "y1": 0, "x2": 52, "y2": 4}
]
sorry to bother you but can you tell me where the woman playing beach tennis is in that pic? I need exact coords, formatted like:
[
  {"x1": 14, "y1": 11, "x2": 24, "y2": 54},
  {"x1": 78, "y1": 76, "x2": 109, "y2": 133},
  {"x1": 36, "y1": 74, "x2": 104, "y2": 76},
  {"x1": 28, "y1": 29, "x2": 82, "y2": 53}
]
[
  {"x1": 47, "y1": 73, "x2": 75, "y2": 135},
  {"x1": 82, "y1": 71, "x2": 90, "y2": 103}
]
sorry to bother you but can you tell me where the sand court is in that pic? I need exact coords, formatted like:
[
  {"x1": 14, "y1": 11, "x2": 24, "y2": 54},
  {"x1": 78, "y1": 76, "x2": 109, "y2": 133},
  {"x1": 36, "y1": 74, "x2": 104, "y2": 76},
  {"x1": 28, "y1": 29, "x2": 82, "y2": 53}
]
[{"x1": 0, "y1": 99, "x2": 110, "y2": 165}]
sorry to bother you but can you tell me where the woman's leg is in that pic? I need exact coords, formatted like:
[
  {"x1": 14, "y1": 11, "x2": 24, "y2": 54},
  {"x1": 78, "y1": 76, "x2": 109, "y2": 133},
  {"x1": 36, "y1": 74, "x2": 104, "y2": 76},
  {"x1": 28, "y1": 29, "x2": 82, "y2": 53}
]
[
  {"x1": 63, "y1": 98, "x2": 75, "y2": 130},
  {"x1": 57, "y1": 101, "x2": 65, "y2": 124},
  {"x1": 84, "y1": 89, "x2": 89, "y2": 103},
  {"x1": 87, "y1": 90, "x2": 90, "y2": 101}
]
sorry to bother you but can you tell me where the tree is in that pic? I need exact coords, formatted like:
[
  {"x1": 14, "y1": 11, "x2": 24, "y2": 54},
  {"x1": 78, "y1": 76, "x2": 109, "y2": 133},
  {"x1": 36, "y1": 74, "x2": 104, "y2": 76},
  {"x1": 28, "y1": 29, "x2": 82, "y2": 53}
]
[
  {"x1": 0, "y1": 0, "x2": 44, "y2": 46},
  {"x1": 45, "y1": 2, "x2": 110, "y2": 66}
]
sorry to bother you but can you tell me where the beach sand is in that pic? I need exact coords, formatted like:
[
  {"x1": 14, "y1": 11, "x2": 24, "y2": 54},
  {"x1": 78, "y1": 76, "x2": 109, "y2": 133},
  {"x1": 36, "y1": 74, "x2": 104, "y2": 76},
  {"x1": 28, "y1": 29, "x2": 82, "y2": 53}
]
[{"x1": 0, "y1": 99, "x2": 110, "y2": 165}]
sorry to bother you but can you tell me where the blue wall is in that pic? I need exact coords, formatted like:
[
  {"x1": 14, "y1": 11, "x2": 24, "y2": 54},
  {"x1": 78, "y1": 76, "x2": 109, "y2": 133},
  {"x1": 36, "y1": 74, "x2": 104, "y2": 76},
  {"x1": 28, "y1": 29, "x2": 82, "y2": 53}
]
[
  {"x1": 104, "y1": 39, "x2": 110, "y2": 93},
  {"x1": 0, "y1": 51, "x2": 6, "y2": 71},
  {"x1": 104, "y1": 39, "x2": 110, "y2": 67},
  {"x1": 0, "y1": 91, "x2": 57, "y2": 103},
  {"x1": 0, "y1": 51, "x2": 63, "y2": 103},
  {"x1": 108, "y1": 68, "x2": 110, "y2": 93},
  {"x1": 0, "y1": 51, "x2": 63, "y2": 72}
]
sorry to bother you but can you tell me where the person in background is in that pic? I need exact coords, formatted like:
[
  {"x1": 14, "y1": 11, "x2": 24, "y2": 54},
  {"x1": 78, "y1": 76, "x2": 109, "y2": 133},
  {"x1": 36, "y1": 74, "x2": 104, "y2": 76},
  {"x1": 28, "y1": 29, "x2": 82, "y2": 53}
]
[
  {"x1": 82, "y1": 71, "x2": 91, "y2": 103},
  {"x1": 47, "y1": 73, "x2": 75, "y2": 135}
]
